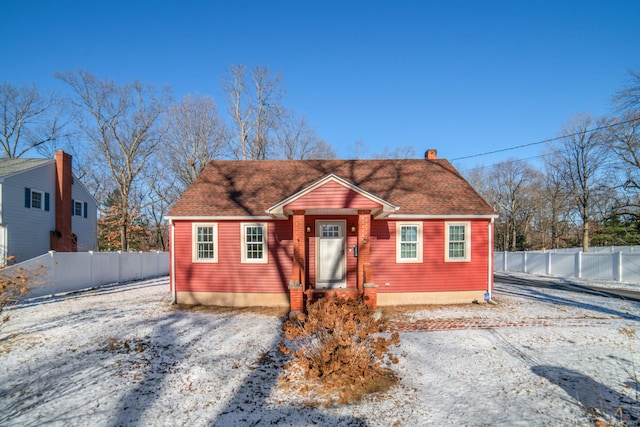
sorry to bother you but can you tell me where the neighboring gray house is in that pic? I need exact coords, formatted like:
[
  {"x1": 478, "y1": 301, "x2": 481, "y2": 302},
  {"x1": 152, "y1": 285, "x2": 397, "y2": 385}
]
[{"x1": 0, "y1": 150, "x2": 98, "y2": 266}]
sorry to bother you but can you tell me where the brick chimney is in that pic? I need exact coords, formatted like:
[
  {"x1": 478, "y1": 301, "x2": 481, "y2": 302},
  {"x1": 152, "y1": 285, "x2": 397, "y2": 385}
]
[
  {"x1": 50, "y1": 150, "x2": 77, "y2": 252},
  {"x1": 425, "y1": 149, "x2": 437, "y2": 160}
]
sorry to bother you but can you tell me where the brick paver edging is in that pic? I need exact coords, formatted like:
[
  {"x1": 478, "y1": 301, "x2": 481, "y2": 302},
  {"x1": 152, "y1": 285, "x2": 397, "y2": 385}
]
[{"x1": 388, "y1": 317, "x2": 618, "y2": 332}]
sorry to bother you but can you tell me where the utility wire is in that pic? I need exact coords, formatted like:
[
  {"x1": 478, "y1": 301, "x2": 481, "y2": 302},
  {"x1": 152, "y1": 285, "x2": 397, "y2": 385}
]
[{"x1": 450, "y1": 118, "x2": 638, "y2": 162}]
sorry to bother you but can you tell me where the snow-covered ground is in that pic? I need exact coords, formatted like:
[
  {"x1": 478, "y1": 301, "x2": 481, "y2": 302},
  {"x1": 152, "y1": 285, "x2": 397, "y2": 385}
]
[{"x1": 1, "y1": 274, "x2": 638, "y2": 426}]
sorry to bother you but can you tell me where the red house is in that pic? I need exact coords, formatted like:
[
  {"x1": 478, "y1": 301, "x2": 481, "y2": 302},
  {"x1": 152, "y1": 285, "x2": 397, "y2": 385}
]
[{"x1": 166, "y1": 149, "x2": 497, "y2": 311}]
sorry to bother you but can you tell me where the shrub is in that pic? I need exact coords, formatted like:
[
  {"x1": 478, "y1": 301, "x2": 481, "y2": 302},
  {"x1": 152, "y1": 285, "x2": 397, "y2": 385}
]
[
  {"x1": 280, "y1": 296, "x2": 400, "y2": 405},
  {"x1": 0, "y1": 262, "x2": 44, "y2": 328}
]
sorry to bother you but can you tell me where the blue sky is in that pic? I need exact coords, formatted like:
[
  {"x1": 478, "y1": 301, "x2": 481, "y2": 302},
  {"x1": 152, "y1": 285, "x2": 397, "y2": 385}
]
[{"x1": 2, "y1": 0, "x2": 639, "y2": 172}]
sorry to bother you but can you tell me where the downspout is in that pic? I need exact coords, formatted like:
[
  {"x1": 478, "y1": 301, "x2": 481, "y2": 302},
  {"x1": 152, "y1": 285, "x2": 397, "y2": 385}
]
[
  {"x1": 487, "y1": 218, "x2": 496, "y2": 304},
  {"x1": 170, "y1": 219, "x2": 177, "y2": 304}
]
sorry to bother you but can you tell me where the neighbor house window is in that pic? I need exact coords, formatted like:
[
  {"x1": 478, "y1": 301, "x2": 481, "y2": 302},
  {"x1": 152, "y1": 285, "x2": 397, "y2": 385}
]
[
  {"x1": 192, "y1": 223, "x2": 218, "y2": 262},
  {"x1": 445, "y1": 222, "x2": 471, "y2": 262},
  {"x1": 24, "y1": 188, "x2": 50, "y2": 211},
  {"x1": 241, "y1": 223, "x2": 267, "y2": 263},
  {"x1": 72, "y1": 200, "x2": 88, "y2": 218},
  {"x1": 31, "y1": 191, "x2": 43, "y2": 209},
  {"x1": 396, "y1": 222, "x2": 423, "y2": 263}
]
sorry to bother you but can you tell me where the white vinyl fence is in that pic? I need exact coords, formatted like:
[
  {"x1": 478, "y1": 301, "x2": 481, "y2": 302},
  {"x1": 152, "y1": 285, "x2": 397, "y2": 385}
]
[
  {"x1": 495, "y1": 250, "x2": 640, "y2": 284},
  {"x1": 2, "y1": 250, "x2": 169, "y2": 299}
]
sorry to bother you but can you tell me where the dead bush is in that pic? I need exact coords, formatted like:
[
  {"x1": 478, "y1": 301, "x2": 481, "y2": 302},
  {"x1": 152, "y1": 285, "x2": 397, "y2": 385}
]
[
  {"x1": 0, "y1": 262, "x2": 45, "y2": 328},
  {"x1": 280, "y1": 296, "x2": 400, "y2": 405}
]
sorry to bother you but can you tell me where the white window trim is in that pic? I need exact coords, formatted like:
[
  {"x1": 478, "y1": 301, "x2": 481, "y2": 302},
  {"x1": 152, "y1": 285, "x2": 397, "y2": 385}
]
[
  {"x1": 192, "y1": 223, "x2": 218, "y2": 263},
  {"x1": 396, "y1": 222, "x2": 423, "y2": 263},
  {"x1": 31, "y1": 189, "x2": 45, "y2": 210},
  {"x1": 241, "y1": 222, "x2": 268, "y2": 264},
  {"x1": 445, "y1": 221, "x2": 471, "y2": 262},
  {"x1": 73, "y1": 200, "x2": 84, "y2": 216}
]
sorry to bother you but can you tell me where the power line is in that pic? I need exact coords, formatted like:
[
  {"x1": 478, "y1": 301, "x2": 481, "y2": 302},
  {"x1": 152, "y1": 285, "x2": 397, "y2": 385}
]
[{"x1": 450, "y1": 118, "x2": 638, "y2": 162}]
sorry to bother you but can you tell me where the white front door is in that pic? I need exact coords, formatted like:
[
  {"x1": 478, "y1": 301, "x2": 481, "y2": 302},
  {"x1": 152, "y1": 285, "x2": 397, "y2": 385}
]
[{"x1": 316, "y1": 220, "x2": 346, "y2": 288}]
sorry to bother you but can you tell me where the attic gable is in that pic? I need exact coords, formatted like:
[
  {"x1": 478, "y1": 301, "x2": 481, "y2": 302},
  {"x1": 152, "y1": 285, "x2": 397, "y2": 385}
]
[{"x1": 266, "y1": 174, "x2": 398, "y2": 219}]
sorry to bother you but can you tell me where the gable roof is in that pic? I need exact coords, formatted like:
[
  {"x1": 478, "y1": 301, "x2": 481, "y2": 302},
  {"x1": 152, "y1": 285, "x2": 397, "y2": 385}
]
[
  {"x1": 167, "y1": 158, "x2": 496, "y2": 218},
  {"x1": 267, "y1": 174, "x2": 399, "y2": 219},
  {"x1": 0, "y1": 158, "x2": 53, "y2": 178}
]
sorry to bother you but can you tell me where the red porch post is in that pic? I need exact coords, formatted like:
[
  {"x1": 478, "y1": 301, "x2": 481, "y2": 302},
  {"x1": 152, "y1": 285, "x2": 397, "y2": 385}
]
[
  {"x1": 291, "y1": 210, "x2": 306, "y2": 287},
  {"x1": 289, "y1": 210, "x2": 306, "y2": 312},
  {"x1": 357, "y1": 210, "x2": 372, "y2": 295}
]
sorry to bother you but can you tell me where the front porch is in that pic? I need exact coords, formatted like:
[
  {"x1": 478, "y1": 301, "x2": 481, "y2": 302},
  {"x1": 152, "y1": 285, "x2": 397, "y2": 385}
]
[{"x1": 263, "y1": 174, "x2": 397, "y2": 314}]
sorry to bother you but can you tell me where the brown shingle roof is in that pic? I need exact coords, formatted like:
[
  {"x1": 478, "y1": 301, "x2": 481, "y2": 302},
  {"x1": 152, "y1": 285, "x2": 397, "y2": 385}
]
[{"x1": 167, "y1": 159, "x2": 495, "y2": 217}]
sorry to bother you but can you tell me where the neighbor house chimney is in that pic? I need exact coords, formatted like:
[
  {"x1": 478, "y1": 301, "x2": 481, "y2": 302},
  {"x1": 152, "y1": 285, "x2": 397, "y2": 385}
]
[
  {"x1": 51, "y1": 150, "x2": 76, "y2": 252},
  {"x1": 425, "y1": 149, "x2": 437, "y2": 160}
]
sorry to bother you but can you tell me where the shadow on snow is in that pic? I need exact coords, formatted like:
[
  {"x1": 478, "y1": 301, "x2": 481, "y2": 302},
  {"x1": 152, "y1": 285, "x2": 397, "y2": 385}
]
[
  {"x1": 531, "y1": 365, "x2": 639, "y2": 425},
  {"x1": 209, "y1": 323, "x2": 367, "y2": 427}
]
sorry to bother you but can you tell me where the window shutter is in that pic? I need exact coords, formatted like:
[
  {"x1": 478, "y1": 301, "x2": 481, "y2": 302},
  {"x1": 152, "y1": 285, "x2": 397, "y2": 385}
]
[
  {"x1": 71, "y1": 199, "x2": 75, "y2": 216},
  {"x1": 83, "y1": 202, "x2": 88, "y2": 218},
  {"x1": 44, "y1": 193, "x2": 50, "y2": 212},
  {"x1": 25, "y1": 188, "x2": 31, "y2": 208}
]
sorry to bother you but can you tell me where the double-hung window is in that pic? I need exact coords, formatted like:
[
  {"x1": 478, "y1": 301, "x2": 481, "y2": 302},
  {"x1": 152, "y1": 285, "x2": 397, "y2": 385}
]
[
  {"x1": 31, "y1": 190, "x2": 43, "y2": 209},
  {"x1": 72, "y1": 200, "x2": 88, "y2": 218},
  {"x1": 445, "y1": 222, "x2": 471, "y2": 262},
  {"x1": 396, "y1": 222, "x2": 423, "y2": 263},
  {"x1": 241, "y1": 223, "x2": 267, "y2": 263},
  {"x1": 192, "y1": 223, "x2": 218, "y2": 262},
  {"x1": 25, "y1": 188, "x2": 50, "y2": 211}
]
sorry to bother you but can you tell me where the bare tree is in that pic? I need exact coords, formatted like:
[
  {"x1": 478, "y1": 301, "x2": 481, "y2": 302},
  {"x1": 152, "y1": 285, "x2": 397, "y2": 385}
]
[
  {"x1": 466, "y1": 161, "x2": 541, "y2": 251},
  {"x1": 139, "y1": 168, "x2": 176, "y2": 251},
  {"x1": 605, "y1": 113, "x2": 640, "y2": 214},
  {"x1": 540, "y1": 165, "x2": 572, "y2": 248},
  {"x1": 609, "y1": 69, "x2": 640, "y2": 216},
  {"x1": 348, "y1": 140, "x2": 368, "y2": 159},
  {"x1": 161, "y1": 93, "x2": 228, "y2": 190},
  {"x1": 56, "y1": 69, "x2": 170, "y2": 251},
  {"x1": 373, "y1": 145, "x2": 417, "y2": 159},
  {"x1": 613, "y1": 68, "x2": 640, "y2": 112},
  {"x1": 0, "y1": 83, "x2": 67, "y2": 158},
  {"x1": 276, "y1": 114, "x2": 336, "y2": 159},
  {"x1": 223, "y1": 64, "x2": 285, "y2": 160},
  {"x1": 488, "y1": 160, "x2": 542, "y2": 251},
  {"x1": 548, "y1": 114, "x2": 611, "y2": 252}
]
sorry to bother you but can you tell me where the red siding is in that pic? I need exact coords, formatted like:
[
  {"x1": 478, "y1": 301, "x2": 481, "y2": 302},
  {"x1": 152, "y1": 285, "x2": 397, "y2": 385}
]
[
  {"x1": 173, "y1": 220, "x2": 293, "y2": 293},
  {"x1": 172, "y1": 217, "x2": 491, "y2": 296},
  {"x1": 371, "y1": 219, "x2": 490, "y2": 293},
  {"x1": 285, "y1": 181, "x2": 381, "y2": 210}
]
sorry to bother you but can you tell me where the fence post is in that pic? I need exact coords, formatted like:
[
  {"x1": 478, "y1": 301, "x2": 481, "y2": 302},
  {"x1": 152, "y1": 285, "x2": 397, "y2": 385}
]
[
  {"x1": 546, "y1": 252, "x2": 552, "y2": 275},
  {"x1": 118, "y1": 251, "x2": 123, "y2": 283},
  {"x1": 504, "y1": 251, "x2": 508, "y2": 271},
  {"x1": 48, "y1": 250, "x2": 57, "y2": 297},
  {"x1": 617, "y1": 251, "x2": 623, "y2": 282},
  {"x1": 89, "y1": 251, "x2": 95, "y2": 287},
  {"x1": 139, "y1": 251, "x2": 143, "y2": 280},
  {"x1": 576, "y1": 251, "x2": 582, "y2": 279},
  {"x1": 523, "y1": 251, "x2": 528, "y2": 273}
]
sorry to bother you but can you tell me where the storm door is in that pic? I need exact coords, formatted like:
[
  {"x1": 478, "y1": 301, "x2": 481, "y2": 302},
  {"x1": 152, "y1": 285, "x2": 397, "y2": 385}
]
[{"x1": 316, "y1": 221, "x2": 346, "y2": 288}]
